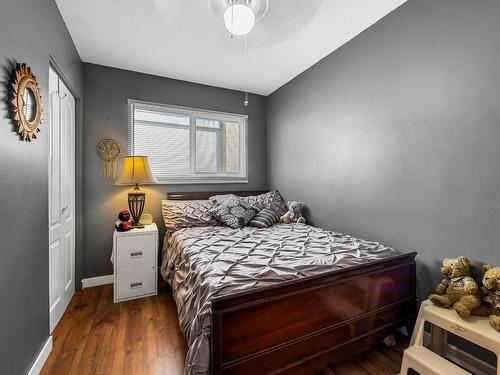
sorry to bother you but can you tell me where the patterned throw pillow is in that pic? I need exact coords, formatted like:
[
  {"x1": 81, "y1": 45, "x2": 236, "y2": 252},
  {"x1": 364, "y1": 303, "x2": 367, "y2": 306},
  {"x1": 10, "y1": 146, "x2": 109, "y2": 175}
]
[
  {"x1": 208, "y1": 194, "x2": 259, "y2": 229},
  {"x1": 162, "y1": 199, "x2": 220, "y2": 232},
  {"x1": 210, "y1": 190, "x2": 288, "y2": 216},
  {"x1": 248, "y1": 208, "x2": 281, "y2": 228}
]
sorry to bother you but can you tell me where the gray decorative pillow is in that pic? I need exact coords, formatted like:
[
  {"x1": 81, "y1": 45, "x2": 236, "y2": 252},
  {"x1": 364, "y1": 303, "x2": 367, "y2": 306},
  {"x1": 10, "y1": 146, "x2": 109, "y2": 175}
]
[
  {"x1": 248, "y1": 208, "x2": 281, "y2": 228},
  {"x1": 209, "y1": 194, "x2": 259, "y2": 229},
  {"x1": 162, "y1": 199, "x2": 220, "y2": 232},
  {"x1": 210, "y1": 190, "x2": 288, "y2": 216}
]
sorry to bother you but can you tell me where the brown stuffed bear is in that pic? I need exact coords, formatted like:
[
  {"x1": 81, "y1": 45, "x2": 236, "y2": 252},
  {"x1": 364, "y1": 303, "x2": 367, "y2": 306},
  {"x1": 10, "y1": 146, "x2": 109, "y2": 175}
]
[
  {"x1": 429, "y1": 256, "x2": 481, "y2": 319},
  {"x1": 472, "y1": 265, "x2": 500, "y2": 331}
]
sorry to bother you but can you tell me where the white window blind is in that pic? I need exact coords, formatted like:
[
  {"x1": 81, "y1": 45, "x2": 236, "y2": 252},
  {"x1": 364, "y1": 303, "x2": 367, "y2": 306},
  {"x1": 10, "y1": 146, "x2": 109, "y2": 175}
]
[{"x1": 128, "y1": 100, "x2": 248, "y2": 184}]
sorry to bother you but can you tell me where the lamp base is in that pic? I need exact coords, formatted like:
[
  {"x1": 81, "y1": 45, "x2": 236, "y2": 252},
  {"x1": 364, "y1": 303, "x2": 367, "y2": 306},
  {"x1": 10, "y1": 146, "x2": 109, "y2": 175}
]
[{"x1": 128, "y1": 185, "x2": 146, "y2": 228}]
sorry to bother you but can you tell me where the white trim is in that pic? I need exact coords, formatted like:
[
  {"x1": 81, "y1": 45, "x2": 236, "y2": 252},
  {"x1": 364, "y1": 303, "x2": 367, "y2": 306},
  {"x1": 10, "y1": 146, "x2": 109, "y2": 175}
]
[
  {"x1": 27, "y1": 336, "x2": 52, "y2": 375},
  {"x1": 152, "y1": 178, "x2": 249, "y2": 185},
  {"x1": 81, "y1": 274, "x2": 114, "y2": 289},
  {"x1": 422, "y1": 331, "x2": 495, "y2": 375}
]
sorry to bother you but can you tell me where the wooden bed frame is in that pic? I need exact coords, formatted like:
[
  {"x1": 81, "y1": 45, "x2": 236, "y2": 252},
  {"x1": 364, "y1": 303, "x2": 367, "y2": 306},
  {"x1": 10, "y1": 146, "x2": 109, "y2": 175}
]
[{"x1": 166, "y1": 191, "x2": 417, "y2": 375}]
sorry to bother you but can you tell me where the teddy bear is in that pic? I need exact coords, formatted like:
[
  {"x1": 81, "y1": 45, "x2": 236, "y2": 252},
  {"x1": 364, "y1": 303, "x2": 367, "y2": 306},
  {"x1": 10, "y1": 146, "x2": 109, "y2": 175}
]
[
  {"x1": 429, "y1": 256, "x2": 481, "y2": 319},
  {"x1": 115, "y1": 209, "x2": 133, "y2": 231},
  {"x1": 472, "y1": 265, "x2": 500, "y2": 331},
  {"x1": 280, "y1": 201, "x2": 306, "y2": 224}
]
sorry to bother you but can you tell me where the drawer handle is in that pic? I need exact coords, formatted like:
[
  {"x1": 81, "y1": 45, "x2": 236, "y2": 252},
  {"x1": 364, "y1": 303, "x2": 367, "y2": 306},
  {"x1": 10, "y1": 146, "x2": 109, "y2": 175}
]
[
  {"x1": 130, "y1": 251, "x2": 143, "y2": 258},
  {"x1": 130, "y1": 282, "x2": 143, "y2": 289}
]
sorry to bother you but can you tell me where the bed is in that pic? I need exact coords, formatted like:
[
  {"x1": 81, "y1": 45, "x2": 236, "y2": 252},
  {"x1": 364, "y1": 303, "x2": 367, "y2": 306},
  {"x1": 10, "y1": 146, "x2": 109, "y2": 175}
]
[{"x1": 161, "y1": 191, "x2": 417, "y2": 375}]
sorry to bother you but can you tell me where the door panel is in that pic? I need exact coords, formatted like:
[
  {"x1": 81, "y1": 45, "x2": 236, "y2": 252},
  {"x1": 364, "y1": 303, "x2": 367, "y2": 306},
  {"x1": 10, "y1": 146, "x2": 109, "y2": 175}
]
[
  {"x1": 64, "y1": 229, "x2": 73, "y2": 291},
  {"x1": 48, "y1": 67, "x2": 75, "y2": 333},
  {"x1": 49, "y1": 239, "x2": 61, "y2": 312}
]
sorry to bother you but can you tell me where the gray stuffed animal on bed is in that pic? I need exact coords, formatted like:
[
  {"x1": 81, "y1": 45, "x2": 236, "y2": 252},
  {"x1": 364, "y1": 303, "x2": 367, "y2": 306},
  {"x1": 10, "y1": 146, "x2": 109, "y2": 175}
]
[{"x1": 280, "y1": 201, "x2": 306, "y2": 224}]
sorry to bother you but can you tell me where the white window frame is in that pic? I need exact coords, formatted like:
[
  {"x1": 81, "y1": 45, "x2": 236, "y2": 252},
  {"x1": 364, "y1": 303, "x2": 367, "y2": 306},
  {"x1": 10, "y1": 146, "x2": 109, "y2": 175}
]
[{"x1": 128, "y1": 99, "x2": 248, "y2": 184}]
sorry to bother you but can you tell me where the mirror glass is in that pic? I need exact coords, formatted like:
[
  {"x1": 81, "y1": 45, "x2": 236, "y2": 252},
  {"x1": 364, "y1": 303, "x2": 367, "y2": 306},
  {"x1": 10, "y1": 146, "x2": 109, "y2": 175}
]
[{"x1": 23, "y1": 87, "x2": 36, "y2": 122}]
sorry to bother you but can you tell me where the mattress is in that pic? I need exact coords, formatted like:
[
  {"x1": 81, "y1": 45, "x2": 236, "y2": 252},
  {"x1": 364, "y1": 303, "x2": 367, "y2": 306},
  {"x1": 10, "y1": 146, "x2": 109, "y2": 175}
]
[{"x1": 160, "y1": 223, "x2": 400, "y2": 375}]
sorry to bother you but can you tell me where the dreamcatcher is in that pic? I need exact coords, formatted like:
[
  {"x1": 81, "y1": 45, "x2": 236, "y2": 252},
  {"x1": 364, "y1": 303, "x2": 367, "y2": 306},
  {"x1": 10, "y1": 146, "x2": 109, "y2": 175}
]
[{"x1": 97, "y1": 138, "x2": 121, "y2": 180}]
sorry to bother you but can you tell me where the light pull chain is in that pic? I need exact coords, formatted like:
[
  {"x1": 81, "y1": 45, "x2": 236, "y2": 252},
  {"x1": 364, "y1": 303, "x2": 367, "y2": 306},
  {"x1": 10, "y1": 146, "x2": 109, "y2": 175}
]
[
  {"x1": 227, "y1": 0, "x2": 249, "y2": 106},
  {"x1": 230, "y1": 0, "x2": 234, "y2": 38},
  {"x1": 243, "y1": 34, "x2": 249, "y2": 106}
]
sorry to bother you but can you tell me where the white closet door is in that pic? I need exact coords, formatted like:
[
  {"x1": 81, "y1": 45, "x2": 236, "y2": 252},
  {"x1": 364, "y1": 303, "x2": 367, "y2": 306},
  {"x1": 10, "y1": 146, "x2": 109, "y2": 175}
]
[{"x1": 48, "y1": 67, "x2": 75, "y2": 333}]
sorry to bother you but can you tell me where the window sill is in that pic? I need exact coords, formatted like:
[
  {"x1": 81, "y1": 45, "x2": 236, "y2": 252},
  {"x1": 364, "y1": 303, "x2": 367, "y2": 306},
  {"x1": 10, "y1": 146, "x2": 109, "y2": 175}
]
[{"x1": 155, "y1": 179, "x2": 249, "y2": 185}]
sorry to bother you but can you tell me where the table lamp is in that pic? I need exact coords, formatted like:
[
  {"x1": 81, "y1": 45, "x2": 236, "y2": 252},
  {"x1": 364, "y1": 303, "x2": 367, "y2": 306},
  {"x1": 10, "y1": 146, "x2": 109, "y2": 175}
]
[{"x1": 115, "y1": 156, "x2": 159, "y2": 228}]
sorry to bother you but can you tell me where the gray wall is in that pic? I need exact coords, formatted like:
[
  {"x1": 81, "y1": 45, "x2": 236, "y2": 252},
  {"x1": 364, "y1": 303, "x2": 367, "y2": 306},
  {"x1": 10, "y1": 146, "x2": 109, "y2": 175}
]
[
  {"x1": 267, "y1": 0, "x2": 500, "y2": 299},
  {"x1": 0, "y1": 0, "x2": 83, "y2": 374},
  {"x1": 82, "y1": 63, "x2": 267, "y2": 278}
]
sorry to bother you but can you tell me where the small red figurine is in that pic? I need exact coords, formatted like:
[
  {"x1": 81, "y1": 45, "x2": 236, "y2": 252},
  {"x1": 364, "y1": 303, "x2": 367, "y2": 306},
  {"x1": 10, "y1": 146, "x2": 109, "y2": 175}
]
[{"x1": 115, "y1": 209, "x2": 134, "y2": 231}]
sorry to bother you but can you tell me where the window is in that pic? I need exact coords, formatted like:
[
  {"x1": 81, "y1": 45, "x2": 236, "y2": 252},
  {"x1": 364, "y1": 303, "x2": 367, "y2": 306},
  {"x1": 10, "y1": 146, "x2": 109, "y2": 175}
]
[{"x1": 128, "y1": 100, "x2": 248, "y2": 184}]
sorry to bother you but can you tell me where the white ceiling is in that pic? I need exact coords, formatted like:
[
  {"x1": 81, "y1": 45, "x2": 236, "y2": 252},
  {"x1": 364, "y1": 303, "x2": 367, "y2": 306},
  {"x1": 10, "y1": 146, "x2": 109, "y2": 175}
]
[{"x1": 56, "y1": 0, "x2": 406, "y2": 96}]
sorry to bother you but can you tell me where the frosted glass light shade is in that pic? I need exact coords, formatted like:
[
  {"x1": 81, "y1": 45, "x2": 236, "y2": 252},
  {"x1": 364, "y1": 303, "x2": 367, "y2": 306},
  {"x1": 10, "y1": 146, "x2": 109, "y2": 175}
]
[{"x1": 224, "y1": 4, "x2": 255, "y2": 36}]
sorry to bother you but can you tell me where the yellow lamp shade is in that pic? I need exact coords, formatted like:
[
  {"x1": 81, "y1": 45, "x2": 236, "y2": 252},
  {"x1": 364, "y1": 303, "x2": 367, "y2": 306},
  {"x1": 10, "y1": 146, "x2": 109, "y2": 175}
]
[{"x1": 115, "y1": 156, "x2": 159, "y2": 186}]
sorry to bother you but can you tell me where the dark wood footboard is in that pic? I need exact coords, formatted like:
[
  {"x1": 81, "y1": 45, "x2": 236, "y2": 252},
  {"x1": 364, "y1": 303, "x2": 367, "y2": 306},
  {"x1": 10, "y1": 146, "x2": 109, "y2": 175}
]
[{"x1": 211, "y1": 252, "x2": 417, "y2": 375}]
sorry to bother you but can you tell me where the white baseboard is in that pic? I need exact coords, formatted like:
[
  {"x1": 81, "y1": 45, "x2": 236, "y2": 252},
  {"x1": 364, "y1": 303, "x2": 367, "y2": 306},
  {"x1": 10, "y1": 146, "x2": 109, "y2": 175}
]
[
  {"x1": 81, "y1": 274, "x2": 113, "y2": 289},
  {"x1": 27, "y1": 336, "x2": 52, "y2": 375}
]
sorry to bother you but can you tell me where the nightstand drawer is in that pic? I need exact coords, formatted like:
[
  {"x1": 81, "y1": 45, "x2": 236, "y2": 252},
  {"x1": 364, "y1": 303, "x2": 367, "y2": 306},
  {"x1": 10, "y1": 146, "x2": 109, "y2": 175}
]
[
  {"x1": 115, "y1": 264, "x2": 156, "y2": 300},
  {"x1": 116, "y1": 234, "x2": 156, "y2": 267}
]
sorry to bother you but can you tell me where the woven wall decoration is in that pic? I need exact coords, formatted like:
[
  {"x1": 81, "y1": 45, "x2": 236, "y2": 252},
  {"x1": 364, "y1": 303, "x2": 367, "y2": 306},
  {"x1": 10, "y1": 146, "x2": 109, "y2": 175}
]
[{"x1": 97, "y1": 138, "x2": 121, "y2": 180}]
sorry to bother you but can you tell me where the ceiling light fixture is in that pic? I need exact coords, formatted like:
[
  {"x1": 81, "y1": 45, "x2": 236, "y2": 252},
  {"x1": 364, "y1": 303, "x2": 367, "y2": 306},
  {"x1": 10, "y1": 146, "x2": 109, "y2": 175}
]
[
  {"x1": 209, "y1": 0, "x2": 269, "y2": 106},
  {"x1": 224, "y1": 2, "x2": 255, "y2": 36},
  {"x1": 209, "y1": 0, "x2": 269, "y2": 37}
]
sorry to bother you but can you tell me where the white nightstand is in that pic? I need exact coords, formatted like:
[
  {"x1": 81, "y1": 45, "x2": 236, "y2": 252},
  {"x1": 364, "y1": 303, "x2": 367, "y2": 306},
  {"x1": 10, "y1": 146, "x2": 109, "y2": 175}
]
[{"x1": 113, "y1": 223, "x2": 158, "y2": 303}]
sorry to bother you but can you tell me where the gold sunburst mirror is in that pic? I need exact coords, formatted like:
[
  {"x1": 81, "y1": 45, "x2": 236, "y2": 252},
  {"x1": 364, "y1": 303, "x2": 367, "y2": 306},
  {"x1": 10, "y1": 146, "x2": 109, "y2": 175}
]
[{"x1": 10, "y1": 63, "x2": 43, "y2": 141}]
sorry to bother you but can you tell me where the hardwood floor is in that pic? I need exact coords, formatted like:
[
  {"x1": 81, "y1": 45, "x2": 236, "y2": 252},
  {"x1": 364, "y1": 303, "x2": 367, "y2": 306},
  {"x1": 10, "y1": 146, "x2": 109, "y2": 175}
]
[
  {"x1": 41, "y1": 284, "x2": 187, "y2": 375},
  {"x1": 41, "y1": 284, "x2": 407, "y2": 375}
]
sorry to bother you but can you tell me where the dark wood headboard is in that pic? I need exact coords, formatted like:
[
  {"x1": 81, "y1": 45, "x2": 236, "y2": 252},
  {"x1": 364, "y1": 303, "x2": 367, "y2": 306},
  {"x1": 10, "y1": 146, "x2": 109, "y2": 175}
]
[{"x1": 166, "y1": 191, "x2": 267, "y2": 200}]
